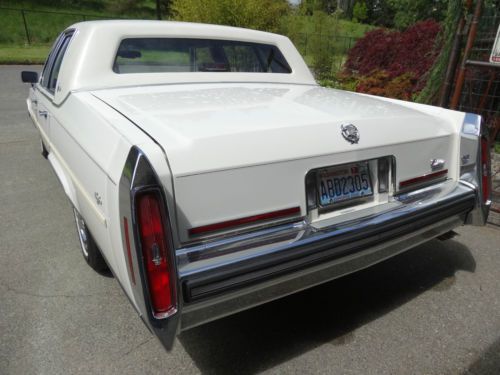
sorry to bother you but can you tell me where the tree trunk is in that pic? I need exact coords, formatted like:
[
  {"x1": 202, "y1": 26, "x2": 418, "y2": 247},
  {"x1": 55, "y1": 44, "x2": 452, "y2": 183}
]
[
  {"x1": 156, "y1": 0, "x2": 162, "y2": 20},
  {"x1": 337, "y1": 0, "x2": 355, "y2": 18}
]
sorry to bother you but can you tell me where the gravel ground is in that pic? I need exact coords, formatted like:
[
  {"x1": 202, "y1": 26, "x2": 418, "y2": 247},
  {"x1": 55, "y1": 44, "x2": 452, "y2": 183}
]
[{"x1": 1, "y1": 65, "x2": 500, "y2": 375}]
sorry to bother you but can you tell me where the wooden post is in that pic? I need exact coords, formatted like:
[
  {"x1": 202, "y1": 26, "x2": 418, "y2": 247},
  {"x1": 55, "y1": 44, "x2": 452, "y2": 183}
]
[
  {"x1": 438, "y1": 0, "x2": 472, "y2": 107},
  {"x1": 450, "y1": 0, "x2": 483, "y2": 109}
]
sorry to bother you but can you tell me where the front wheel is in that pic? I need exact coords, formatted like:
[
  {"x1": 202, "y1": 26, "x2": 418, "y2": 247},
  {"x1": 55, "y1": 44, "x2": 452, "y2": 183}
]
[{"x1": 73, "y1": 208, "x2": 108, "y2": 273}]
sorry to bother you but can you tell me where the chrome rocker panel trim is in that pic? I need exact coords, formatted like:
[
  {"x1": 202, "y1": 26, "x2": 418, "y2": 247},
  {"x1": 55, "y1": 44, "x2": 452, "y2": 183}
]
[{"x1": 177, "y1": 181, "x2": 476, "y2": 330}]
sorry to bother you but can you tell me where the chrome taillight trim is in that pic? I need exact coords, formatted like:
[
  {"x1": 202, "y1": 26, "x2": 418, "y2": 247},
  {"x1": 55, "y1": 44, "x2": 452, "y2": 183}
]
[
  {"x1": 119, "y1": 146, "x2": 180, "y2": 349},
  {"x1": 459, "y1": 113, "x2": 491, "y2": 225}
]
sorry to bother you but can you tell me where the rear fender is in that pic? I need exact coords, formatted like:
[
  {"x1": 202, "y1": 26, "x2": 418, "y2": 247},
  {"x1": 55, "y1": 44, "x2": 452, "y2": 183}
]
[{"x1": 47, "y1": 152, "x2": 79, "y2": 211}]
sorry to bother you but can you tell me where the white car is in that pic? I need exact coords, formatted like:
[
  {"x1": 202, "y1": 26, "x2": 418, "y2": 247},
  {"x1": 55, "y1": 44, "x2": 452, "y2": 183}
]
[{"x1": 22, "y1": 20, "x2": 491, "y2": 350}]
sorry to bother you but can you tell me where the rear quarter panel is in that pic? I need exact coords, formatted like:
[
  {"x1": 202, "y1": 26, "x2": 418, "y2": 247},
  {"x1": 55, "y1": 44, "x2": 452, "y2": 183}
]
[{"x1": 41, "y1": 92, "x2": 153, "y2": 304}]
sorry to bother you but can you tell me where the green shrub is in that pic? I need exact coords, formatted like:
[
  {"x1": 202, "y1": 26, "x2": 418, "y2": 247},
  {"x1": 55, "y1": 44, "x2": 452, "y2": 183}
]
[
  {"x1": 172, "y1": 0, "x2": 289, "y2": 32},
  {"x1": 352, "y1": 1, "x2": 367, "y2": 23}
]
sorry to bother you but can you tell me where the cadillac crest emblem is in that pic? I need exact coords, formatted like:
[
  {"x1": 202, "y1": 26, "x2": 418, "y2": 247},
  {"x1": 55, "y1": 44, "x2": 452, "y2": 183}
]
[{"x1": 341, "y1": 124, "x2": 359, "y2": 144}]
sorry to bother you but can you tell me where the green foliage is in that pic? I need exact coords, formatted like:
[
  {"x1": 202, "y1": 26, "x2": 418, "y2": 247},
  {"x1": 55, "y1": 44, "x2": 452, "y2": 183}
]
[
  {"x1": 415, "y1": 0, "x2": 462, "y2": 104},
  {"x1": 278, "y1": 10, "x2": 373, "y2": 83},
  {"x1": 171, "y1": 0, "x2": 290, "y2": 32},
  {"x1": 387, "y1": 0, "x2": 448, "y2": 29},
  {"x1": 323, "y1": 71, "x2": 359, "y2": 90},
  {"x1": 307, "y1": 11, "x2": 335, "y2": 79},
  {"x1": 279, "y1": 14, "x2": 373, "y2": 38},
  {"x1": 352, "y1": 1, "x2": 368, "y2": 23},
  {"x1": 299, "y1": 0, "x2": 338, "y2": 15}
]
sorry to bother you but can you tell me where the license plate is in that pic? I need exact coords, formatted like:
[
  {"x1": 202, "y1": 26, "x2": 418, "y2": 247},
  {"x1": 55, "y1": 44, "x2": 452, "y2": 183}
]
[{"x1": 318, "y1": 162, "x2": 373, "y2": 206}]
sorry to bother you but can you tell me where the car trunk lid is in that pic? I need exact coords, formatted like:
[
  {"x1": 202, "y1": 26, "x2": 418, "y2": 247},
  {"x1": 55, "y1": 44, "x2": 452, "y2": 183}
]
[{"x1": 92, "y1": 83, "x2": 460, "y2": 243}]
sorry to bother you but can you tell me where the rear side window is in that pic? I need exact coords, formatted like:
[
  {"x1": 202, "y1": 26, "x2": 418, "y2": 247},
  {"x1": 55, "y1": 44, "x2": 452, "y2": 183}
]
[
  {"x1": 48, "y1": 35, "x2": 72, "y2": 92},
  {"x1": 41, "y1": 31, "x2": 73, "y2": 93},
  {"x1": 40, "y1": 34, "x2": 63, "y2": 88},
  {"x1": 113, "y1": 38, "x2": 292, "y2": 74}
]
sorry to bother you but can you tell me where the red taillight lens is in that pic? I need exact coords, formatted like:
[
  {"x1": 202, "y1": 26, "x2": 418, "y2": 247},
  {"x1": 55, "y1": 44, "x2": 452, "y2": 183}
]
[
  {"x1": 481, "y1": 137, "x2": 491, "y2": 203},
  {"x1": 188, "y1": 206, "x2": 301, "y2": 236},
  {"x1": 399, "y1": 169, "x2": 448, "y2": 189},
  {"x1": 136, "y1": 191, "x2": 175, "y2": 318}
]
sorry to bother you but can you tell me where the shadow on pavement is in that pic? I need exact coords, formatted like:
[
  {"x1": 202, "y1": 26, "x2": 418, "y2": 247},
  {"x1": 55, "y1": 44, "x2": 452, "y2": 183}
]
[
  {"x1": 179, "y1": 238, "x2": 476, "y2": 374},
  {"x1": 465, "y1": 337, "x2": 500, "y2": 375}
]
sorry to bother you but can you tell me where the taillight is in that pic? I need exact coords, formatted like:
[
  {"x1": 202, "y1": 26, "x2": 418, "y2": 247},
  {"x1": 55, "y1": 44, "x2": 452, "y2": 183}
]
[
  {"x1": 399, "y1": 169, "x2": 448, "y2": 190},
  {"x1": 136, "y1": 191, "x2": 175, "y2": 318},
  {"x1": 188, "y1": 207, "x2": 301, "y2": 237},
  {"x1": 481, "y1": 137, "x2": 491, "y2": 203}
]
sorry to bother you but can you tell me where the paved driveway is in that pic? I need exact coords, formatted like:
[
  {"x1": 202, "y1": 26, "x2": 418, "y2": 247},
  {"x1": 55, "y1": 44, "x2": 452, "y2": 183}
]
[{"x1": 1, "y1": 65, "x2": 499, "y2": 374}]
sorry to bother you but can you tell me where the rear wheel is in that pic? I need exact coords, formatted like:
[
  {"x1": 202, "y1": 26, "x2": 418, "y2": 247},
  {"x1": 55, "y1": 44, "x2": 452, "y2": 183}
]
[{"x1": 73, "y1": 208, "x2": 108, "y2": 272}]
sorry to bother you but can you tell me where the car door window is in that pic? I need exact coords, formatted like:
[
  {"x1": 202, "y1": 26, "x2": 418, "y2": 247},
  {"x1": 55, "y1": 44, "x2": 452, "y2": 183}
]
[
  {"x1": 40, "y1": 34, "x2": 64, "y2": 89},
  {"x1": 47, "y1": 33, "x2": 72, "y2": 93}
]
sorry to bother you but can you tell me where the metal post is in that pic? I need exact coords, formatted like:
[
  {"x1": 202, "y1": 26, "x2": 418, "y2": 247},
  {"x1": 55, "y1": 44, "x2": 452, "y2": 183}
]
[
  {"x1": 21, "y1": 9, "x2": 31, "y2": 45},
  {"x1": 450, "y1": 0, "x2": 483, "y2": 110}
]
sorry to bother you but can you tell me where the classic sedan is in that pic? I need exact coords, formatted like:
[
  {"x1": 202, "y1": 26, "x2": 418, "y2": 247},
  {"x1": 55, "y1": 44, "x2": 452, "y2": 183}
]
[{"x1": 21, "y1": 20, "x2": 491, "y2": 350}]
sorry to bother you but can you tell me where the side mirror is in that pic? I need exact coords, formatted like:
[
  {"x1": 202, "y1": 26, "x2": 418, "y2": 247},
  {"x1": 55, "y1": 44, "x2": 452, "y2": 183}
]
[{"x1": 21, "y1": 71, "x2": 39, "y2": 84}]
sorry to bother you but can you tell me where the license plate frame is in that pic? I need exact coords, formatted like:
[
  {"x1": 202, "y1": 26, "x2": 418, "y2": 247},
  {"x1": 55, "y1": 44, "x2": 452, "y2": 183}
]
[{"x1": 317, "y1": 161, "x2": 374, "y2": 208}]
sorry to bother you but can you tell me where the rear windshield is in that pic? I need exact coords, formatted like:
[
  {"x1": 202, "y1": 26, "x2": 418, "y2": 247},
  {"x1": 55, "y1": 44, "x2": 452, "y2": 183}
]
[{"x1": 113, "y1": 38, "x2": 292, "y2": 74}]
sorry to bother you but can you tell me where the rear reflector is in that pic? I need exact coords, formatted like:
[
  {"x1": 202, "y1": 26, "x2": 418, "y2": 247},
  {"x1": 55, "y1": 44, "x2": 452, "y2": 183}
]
[
  {"x1": 481, "y1": 137, "x2": 491, "y2": 203},
  {"x1": 399, "y1": 169, "x2": 448, "y2": 189},
  {"x1": 189, "y1": 206, "x2": 301, "y2": 236},
  {"x1": 136, "y1": 191, "x2": 175, "y2": 318}
]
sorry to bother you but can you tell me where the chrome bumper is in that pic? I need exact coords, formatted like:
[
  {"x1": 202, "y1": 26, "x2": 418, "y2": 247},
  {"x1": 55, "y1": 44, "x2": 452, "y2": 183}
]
[{"x1": 176, "y1": 180, "x2": 476, "y2": 330}]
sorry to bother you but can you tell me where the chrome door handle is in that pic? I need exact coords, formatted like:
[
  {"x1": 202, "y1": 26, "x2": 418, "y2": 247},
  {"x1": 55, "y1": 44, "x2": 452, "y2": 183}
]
[
  {"x1": 31, "y1": 99, "x2": 38, "y2": 105},
  {"x1": 38, "y1": 110, "x2": 48, "y2": 118}
]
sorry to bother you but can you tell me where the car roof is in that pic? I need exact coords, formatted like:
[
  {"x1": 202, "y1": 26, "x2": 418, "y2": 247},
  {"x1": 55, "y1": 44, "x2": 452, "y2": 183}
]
[{"x1": 46, "y1": 20, "x2": 316, "y2": 105}]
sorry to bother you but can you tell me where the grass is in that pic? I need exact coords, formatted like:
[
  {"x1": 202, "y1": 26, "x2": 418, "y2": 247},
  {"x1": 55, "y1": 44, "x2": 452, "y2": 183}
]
[
  {"x1": 0, "y1": 1, "x2": 157, "y2": 45},
  {"x1": 0, "y1": 44, "x2": 49, "y2": 64},
  {"x1": 0, "y1": 1, "x2": 153, "y2": 64},
  {"x1": 0, "y1": 2, "x2": 375, "y2": 66}
]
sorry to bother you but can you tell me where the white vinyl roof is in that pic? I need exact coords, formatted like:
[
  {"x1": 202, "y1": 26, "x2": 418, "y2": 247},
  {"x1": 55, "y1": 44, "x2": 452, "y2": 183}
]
[{"x1": 52, "y1": 20, "x2": 316, "y2": 104}]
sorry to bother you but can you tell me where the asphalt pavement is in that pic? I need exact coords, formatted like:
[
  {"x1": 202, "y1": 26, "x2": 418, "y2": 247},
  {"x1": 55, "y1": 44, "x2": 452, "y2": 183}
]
[{"x1": 1, "y1": 65, "x2": 500, "y2": 375}]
